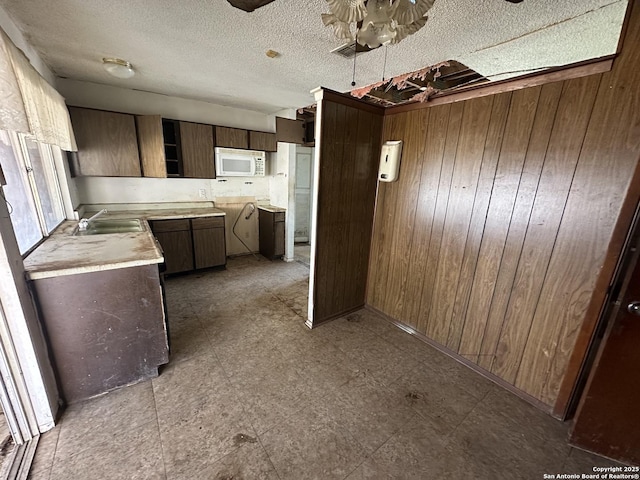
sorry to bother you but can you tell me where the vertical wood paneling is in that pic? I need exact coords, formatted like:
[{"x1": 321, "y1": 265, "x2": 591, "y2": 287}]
[
  {"x1": 315, "y1": 101, "x2": 344, "y2": 320},
  {"x1": 456, "y1": 87, "x2": 540, "y2": 366},
  {"x1": 519, "y1": 54, "x2": 640, "y2": 404},
  {"x1": 471, "y1": 82, "x2": 563, "y2": 366},
  {"x1": 400, "y1": 106, "x2": 449, "y2": 329},
  {"x1": 371, "y1": 114, "x2": 407, "y2": 313},
  {"x1": 379, "y1": 114, "x2": 411, "y2": 314},
  {"x1": 313, "y1": 98, "x2": 383, "y2": 324},
  {"x1": 425, "y1": 97, "x2": 494, "y2": 345},
  {"x1": 490, "y1": 75, "x2": 601, "y2": 384},
  {"x1": 445, "y1": 94, "x2": 512, "y2": 351},
  {"x1": 384, "y1": 109, "x2": 428, "y2": 320},
  {"x1": 367, "y1": 38, "x2": 640, "y2": 408},
  {"x1": 352, "y1": 111, "x2": 383, "y2": 304},
  {"x1": 330, "y1": 105, "x2": 359, "y2": 315},
  {"x1": 366, "y1": 117, "x2": 394, "y2": 310},
  {"x1": 416, "y1": 102, "x2": 464, "y2": 335}
]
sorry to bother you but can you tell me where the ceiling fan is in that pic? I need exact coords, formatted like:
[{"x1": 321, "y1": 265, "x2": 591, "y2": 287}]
[
  {"x1": 226, "y1": 0, "x2": 275, "y2": 12},
  {"x1": 227, "y1": 0, "x2": 523, "y2": 13}
]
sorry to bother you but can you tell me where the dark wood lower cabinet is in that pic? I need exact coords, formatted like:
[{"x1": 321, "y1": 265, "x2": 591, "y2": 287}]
[
  {"x1": 31, "y1": 264, "x2": 168, "y2": 404},
  {"x1": 259, "y1": 208, "x2": 285, "y2": 260},
  {"x1": 152, "y1": 219, "x2": 194, "y2": 274},
  {"x1": 151, "y1": 216, "x2": 226, "y2": 273},
  {"x1": 192, "y1": 217, "x2": 226, "y2": 269}
]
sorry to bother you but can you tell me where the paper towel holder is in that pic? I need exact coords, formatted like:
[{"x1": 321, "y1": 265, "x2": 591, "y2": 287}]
[{"x1": 378, "y1": 140, "x2": 403, "y2": 182}]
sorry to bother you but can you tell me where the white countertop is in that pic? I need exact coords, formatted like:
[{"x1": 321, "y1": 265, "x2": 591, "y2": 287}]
[
  {"x1": 258, "y1": 205, "x2": 286, "y2": 213},
  {"x1": 85, "y1": 207, "x2": 226, "y2": 220},
  {"x1": 24, "y1": 207, "x2": 226, "y2": 280}
]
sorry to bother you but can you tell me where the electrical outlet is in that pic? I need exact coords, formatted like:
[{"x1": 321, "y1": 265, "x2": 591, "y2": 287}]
[{"x1": 198, "y1": 188, "x2": 206, "y2": 198}]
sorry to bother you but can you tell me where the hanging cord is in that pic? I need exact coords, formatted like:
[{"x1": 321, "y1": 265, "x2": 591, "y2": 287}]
[
  {"x1": 0, "y1": 187, "x2": 12, "y2": 215},
  {"x1": 382, "y1": 45, "x2": 388, "y2": 81},
  {"x1": 351, "y1": 47, "x2": 357, "y2": 87},
  {"x1": 232, "y1": 202, "x2": 260, "y2": 261}
]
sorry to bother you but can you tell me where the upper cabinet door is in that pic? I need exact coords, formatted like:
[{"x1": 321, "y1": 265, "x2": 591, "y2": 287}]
[
  {"x1": 179, "y1": 122, "x2": 215, "y2": 178},
  {"x1": 249, "y1": 131, "x2": 277, "y2": 152},
  {"x1": 136, "y1": 115, "x2": 167, "y2": 178},
  {"x1": 69, "y1": 107, "x2": 141, "y2": 177},
  {"x1": 215, "y1": 126, "x2": 248, "y2": 149}
]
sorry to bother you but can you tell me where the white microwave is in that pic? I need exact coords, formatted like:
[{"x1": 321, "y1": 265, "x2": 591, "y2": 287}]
[{"x1": 214, "y1": 147, "x2": 266, "y2": 177}]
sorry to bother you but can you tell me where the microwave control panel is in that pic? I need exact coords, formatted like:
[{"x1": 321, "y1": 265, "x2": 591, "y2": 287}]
[{"x1": 254, "y1": 157, "x2": 266, "y2": 176}]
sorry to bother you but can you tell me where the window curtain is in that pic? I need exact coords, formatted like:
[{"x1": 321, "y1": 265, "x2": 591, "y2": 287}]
[{"x1": 0, "y1": 30, "x2": 77, "y2": 152}]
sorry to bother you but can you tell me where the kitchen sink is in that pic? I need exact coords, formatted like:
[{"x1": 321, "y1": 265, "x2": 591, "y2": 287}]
[{"x1": 73, "y1": 219, "x2": 145, "y2": 236}]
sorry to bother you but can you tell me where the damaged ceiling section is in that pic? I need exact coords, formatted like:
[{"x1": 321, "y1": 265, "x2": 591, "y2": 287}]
[{"x1": 350, "y1": 60, "x2": 487, "y2": 107}]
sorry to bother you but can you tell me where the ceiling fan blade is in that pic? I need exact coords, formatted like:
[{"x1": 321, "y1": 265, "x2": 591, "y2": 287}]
[{"x1": 226, "y1": 0, "x2": 276, "y2": 12}]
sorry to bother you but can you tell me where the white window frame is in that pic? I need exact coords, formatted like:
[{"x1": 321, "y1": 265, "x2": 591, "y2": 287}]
[{"x1": 4, "y1": 132, "x2": 67, "y2": 255}]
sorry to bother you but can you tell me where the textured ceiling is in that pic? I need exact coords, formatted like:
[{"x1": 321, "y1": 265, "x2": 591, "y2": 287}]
[{"x1": 0, "y1": 0, "x2": 628, "y2": 114}]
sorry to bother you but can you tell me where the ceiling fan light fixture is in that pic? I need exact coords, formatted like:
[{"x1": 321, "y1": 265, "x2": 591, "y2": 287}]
[
  {"x1": 323, "y1": 0, "x2": 436, "y2": 49},
  {"x1": 102, "y1": 57, "x2": 135, "y2": 79}
]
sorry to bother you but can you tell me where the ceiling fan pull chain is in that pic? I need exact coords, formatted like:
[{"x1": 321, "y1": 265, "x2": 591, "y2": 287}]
[
  {"x1": 382, "y1": 45, "x2": 388, "y2": 81},
  {"x1": 351, "y1": 47, "x2": 357, "y2": 87}
]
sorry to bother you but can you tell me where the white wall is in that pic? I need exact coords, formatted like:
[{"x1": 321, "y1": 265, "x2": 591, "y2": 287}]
[{"x1": 57, "y1": 79, "x2": 275, "y2": 132}]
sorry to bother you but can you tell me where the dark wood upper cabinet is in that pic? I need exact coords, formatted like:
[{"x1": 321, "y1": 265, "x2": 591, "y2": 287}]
[
  {"x1": 135, "y1": 115, "x2": 167, "y2": 178},
  {"x1": 249, "y1": 131, "x2": 277, "y2": 152},
  {"x1": 215, "y1": 126, "x2": 248, "y2": 149},
  {"x1": 179, "y1": 122, "x2": 215, "y2": 178},
  {"x1": 69, "y1": 107, "x2": 141, "y2": 177}
]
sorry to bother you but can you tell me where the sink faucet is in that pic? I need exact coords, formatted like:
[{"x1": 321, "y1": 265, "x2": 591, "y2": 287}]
[{"x1": 78, "y1": 209, "x2": 108, "y2": 231}]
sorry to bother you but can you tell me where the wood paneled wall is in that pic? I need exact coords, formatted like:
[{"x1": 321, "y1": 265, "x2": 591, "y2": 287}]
[
  {"x1": 312, "y1": 97, "x2": 383, "y2": 324},
  {"x1": 367, "y1": 20, "x2": 640, "y2": 410}
]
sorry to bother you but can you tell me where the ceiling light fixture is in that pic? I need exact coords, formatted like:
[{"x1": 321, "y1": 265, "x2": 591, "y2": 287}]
[
  {"x1": 322, "y1": 0, "x2": 435, "y2": 49},
  {"x1": 102, "y1": 57, "x2": 135, "y2": 79}
]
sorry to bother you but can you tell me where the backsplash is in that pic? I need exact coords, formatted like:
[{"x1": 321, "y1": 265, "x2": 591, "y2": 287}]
[{"x1": 73, "y1": 176, "x2": 271, "y2": 205}]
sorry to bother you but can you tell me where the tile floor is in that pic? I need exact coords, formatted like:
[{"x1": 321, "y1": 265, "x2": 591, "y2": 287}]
[{"x1": 28, "y1": 255, "x2": 618, "y2": 479}]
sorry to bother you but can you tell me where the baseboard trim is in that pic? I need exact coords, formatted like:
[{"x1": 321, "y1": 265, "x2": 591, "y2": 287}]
[{"x1": 364, "y1": 305, "x2": 558, "y2": 419}]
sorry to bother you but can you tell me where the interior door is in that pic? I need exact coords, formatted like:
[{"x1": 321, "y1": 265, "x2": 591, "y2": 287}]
[
  {"x1": 294, "y1": 149, "x2": 312, "y2": 243},
  {"x1": 570, "y1": 207, "x2": 640, "y2": 465}
]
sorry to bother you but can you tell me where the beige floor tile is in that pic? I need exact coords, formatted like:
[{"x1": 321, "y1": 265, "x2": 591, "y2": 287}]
[
  {"x1": 152, "y1": 351, "x2": 227, "y2": 419},
  {"x1": 29, "y1": 428, "x2": 59, "y2": 475},
  {"x1": 322, "y1": 373, "x2": 417, "y2": 453},
  {"x1": 54, "y1": 381, "x2": 157, "y2": 462},
  {"x1": 345, "y1": 413, "x2": 452, "y2": 479},
  {"x1": 261, "y1": 405, "x2": 367, "y2": 480},
  {"x1": 312, "y1": 316, "x2": 379, "y2": 353},
  {"x1": 27, "y1": 468, "x2": 51, "y2": 480},
  {"x1": 342, "y1": 334, "x2": 421, "y2": 387},
  {"x1": 50, "y1": 420, "x2": 164, "y2": 480},
  {"x1": 228, "y1": 356, "x2": 318, "y2": 435},
  {"x1": 171, "y1": 441, "x2": 279, "y2": 480},
  {"x1": 158, "y1": 382, "x2": 256, "y2": 479},
  {"x1": 392, "y1": 362, "x2": 486, "y2": 435},
  {"x1": 167, "y1": 320, "x2": 212, "y2": 364}
]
